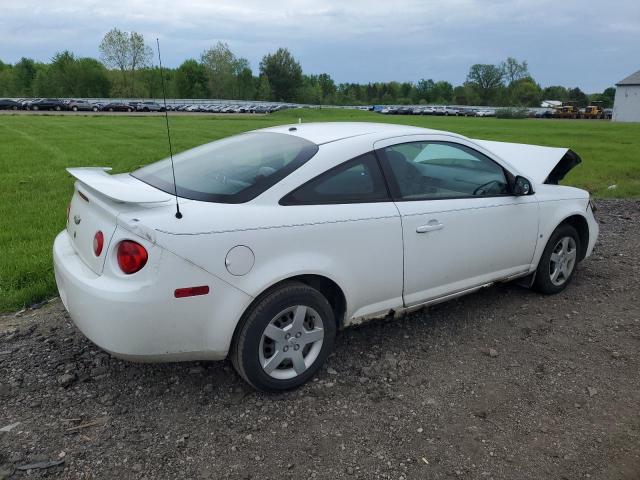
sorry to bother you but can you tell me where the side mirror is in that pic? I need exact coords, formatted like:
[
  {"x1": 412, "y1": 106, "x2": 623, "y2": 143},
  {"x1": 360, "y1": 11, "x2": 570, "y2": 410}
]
[{"x1": 513, "y1": 176, "x2": 533, "y2": 196}]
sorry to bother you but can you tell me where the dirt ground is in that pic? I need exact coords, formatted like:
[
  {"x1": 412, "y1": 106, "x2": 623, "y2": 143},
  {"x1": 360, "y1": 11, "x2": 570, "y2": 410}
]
[{"x1": 1, "y1": 200, "x2": 638, "y2": 480}]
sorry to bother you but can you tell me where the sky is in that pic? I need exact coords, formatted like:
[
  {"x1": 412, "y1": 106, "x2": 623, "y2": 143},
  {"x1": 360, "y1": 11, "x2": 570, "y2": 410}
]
[{"x1": 1, "y1": 0, "x2": 639, "y2": 92}]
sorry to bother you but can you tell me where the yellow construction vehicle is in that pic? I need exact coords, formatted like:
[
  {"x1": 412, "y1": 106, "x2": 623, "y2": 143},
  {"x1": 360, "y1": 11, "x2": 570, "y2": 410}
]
[
  {"x1": 583, "y1": 101, "x2": 605, "y2": 119},
  {"x1": 554, "y1": 102, "x2": 580, "y2": 119}
]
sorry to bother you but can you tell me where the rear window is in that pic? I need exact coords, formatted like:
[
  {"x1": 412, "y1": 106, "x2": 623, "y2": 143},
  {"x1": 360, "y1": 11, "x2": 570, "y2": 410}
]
[{"x1": 132, "y1": 132, "x2": 318, "y2": 203}]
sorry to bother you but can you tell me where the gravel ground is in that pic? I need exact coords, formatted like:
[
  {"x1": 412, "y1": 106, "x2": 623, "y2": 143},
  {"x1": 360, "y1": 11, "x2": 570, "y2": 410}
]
[{"x1": 1, "y1": 200, "x2": 639, "y2": 480}]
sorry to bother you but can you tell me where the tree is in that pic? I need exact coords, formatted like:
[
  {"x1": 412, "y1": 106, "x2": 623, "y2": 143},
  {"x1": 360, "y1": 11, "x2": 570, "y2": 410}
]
[
  {"x1": 201, "y1": 42, "x2": 249, "y2": 99},
  {"x1": 416, "y1": 79, "x2": 435, "y2": 102},
  {"x1": 256, "y1": 74, "x2": 272, "y2": 101},
  {"x1": 567, "y1": 87, "x2": 589, "y2": 107},
  {"x1": 509, "y1": 78, "x2": 541, "y2": 106},
  {"x1": 175, "y1": 59, "x2": 208, "y2": 98},
  {"x1": 466, "y1": 64, "x2": 504, "y2": 104},
  {"x1": 259, "y1": 48, "x2": 302, "y2": 102},
  {"x1": 236, "y1": 65, "x2": 255, "y2": 100},
  {"x1": 501, "y1": 57, "x2": 529, "y2": 85},
  {"x1": 12, "y1": 57, "x2": 37, "y2": 96},
  {"x1": 318, "y1": 73, "x2": 336, "y2": 103},
  {"x1": 432, "y1": 81, "x2": 454, "y2": 103},
  {"x1": 541, "y1": 85, "x2": 568, "y2": 101},
  {"x1": 600, "y1": 87, "x2": 616, "y2": 107},
  {"x1": 99, "y1": 28, "x2": 152, "y2": 95}
]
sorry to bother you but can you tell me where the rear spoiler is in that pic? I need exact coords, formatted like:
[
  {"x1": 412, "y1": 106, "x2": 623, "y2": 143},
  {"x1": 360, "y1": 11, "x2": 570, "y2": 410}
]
[
  {"x1": 473, "y1": 140, "x2": 582, "y2": 184},
  {"x1": 66, "y1": 167, "x2": 173, "y2": 203}
]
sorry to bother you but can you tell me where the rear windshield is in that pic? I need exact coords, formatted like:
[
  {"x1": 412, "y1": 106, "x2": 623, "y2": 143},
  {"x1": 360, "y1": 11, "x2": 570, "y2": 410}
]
[{"x1": 132, "y1": 132, "x2": 318, "y2": 203}]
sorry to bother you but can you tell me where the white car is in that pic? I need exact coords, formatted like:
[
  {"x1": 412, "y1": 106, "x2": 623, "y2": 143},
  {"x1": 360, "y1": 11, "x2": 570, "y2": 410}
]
[
  {"x1": 476, "y1": 109, "x2": 496, "y2": 117},
  {"x1": 53, "y1": 122, "x2": 598, "y2": 391}
]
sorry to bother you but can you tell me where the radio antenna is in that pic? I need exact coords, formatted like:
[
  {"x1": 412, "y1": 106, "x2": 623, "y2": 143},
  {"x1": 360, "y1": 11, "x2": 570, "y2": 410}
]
[{"x1": 156, "y1": 38, "x2": 182, "y2": 219}]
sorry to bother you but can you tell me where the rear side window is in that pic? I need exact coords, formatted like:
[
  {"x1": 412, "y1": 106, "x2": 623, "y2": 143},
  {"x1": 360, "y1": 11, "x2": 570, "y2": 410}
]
[
  {"x1": 280, "y1": 152, "x2": 390, "y2": 205},
  {"x1": 132, "y1": 132, "x2": 318, "y2": 204}
]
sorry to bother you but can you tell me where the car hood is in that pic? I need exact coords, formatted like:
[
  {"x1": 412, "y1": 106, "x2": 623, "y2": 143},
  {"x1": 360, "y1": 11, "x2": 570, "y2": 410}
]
[{"x1": 473, "y1": 140, "x2": 581, "y2": 185}]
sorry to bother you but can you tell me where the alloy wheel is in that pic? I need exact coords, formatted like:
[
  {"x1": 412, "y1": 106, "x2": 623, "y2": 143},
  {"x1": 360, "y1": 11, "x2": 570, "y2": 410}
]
[
  {"x1": 549, "y1": 236, "x2": 577, "y2": 286},
  {"x1": 258, "y1": 305, "x2": 324, "y2": 380}
]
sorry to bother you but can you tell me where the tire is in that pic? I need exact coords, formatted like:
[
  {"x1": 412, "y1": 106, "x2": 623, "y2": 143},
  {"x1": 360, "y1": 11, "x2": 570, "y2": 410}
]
[
  {"x1": 231, "y1": 282, "x2": 336, "y2": 392},
  {"x1": 32, "y1": 105, "x2": 38, "y2": 111},
  {"x1": 127, "y1": 108, "x2": 132, "y2": 112},
  {"x1": 72, "y1": 106, "x2": 78, "y2": 112},
  {"x1": 532, "y1": 224, "x2": 581, "y2": 294},
  {"x1": 92, "y1": 107, "x2": 98, "y2": 112},
  {"x1": 55, "y1": 106, "x2": 61, "y2": 111},
  {"x1": 108, "y1": 108, "x2": 114, "y2": 112}
]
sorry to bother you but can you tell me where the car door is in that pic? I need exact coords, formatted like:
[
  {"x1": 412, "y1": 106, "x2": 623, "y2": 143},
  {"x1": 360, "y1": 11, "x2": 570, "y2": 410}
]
[
  {"x1": 278, "y1": 151, "x2": 404, "y2": 321},
  {"x1": 375, "y1": 136, "x2": 539, "y2": 307}
]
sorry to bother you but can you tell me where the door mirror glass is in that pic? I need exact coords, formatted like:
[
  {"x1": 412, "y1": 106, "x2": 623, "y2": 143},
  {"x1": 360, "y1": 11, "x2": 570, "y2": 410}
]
[{"x1": 513, "y1": 176, "x2": 533, "y2": 196}]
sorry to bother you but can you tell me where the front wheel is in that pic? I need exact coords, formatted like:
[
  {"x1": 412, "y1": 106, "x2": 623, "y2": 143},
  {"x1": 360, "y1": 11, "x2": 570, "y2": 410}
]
[
  {"x1": 533, "y1": 224, "x2": 580, "y2": 294},
  {"x1": 231, "y1": 282, "x2": 336, "y2": 392}
]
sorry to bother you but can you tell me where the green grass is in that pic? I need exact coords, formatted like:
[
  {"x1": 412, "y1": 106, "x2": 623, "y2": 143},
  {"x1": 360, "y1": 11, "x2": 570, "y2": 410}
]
[{"x1": 1, "y1": 109, "x2": 639, "y2": 312}]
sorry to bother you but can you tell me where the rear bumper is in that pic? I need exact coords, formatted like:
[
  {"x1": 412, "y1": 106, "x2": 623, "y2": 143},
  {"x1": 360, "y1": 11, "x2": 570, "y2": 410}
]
[{"x1": 53, "y1": 229, "x2": 252, "y2": 362}]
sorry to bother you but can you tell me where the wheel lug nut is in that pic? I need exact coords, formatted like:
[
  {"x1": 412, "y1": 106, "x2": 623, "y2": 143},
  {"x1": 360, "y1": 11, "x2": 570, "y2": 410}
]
[
  {"x1": 294, "y1": 345, "x2": 300, "y2": 351},
  {"x1": 285, "y1": 333, "x2": 291, "y2": 340},
  {"x1": 295, "y1": 332, "x2": 302, "y2": 338},
  {"x1": 283, "y1": 346, "x2": 289, "y2": 352}
]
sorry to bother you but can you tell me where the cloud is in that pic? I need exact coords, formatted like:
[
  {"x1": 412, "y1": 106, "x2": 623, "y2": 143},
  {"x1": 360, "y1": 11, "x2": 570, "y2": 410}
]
[{"x1": 0, "y1": 0, "x2": 638, "y2": 91}]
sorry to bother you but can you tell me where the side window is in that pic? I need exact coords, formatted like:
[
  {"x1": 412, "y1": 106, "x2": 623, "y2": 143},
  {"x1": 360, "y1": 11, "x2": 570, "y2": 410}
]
[
  {"x1": 380, "y1": 141, "x2": 509, "y2": 200},
  {"x1": 280, "y1": 152, "x2": 389, "y2": 205}
]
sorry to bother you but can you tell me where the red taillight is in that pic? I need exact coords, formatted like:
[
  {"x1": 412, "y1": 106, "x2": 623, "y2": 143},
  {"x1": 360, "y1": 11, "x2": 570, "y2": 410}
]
[
  {"x1": 117, "y1": 240, "x2": 148, "y2": 274},
  {"x1": 174, "y1": 286, "x2": 210, "y2": 298},
  {"x1": 93, "y1": 231, "x2": 104, "y2": 256}
]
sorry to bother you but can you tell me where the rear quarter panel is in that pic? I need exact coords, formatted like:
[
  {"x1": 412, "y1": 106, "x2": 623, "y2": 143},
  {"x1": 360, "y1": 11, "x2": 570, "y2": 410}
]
[{"x1": 155, "y1": 202, "x2": 404, "y2": 324}]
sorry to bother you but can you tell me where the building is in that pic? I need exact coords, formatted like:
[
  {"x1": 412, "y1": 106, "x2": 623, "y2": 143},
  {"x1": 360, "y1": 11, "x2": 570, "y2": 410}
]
[
  {"x1": 613, "y1": 69, "x2": 640, "y2": 122},
  {"x1": 540, "y1": 100, "x2": 562, "y2": 108}
]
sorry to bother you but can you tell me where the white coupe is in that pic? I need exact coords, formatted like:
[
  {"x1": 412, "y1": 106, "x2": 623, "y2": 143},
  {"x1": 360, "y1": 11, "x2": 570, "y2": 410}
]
[{"x1": 53, "y1": 122, "x2": 598, "y2": 391}]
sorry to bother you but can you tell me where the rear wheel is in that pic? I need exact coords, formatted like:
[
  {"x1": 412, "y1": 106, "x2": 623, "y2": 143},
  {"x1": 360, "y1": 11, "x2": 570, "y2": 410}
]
[
  {"x1": 231, "y1": 282, "x2": 336, "y2": 392},
  {"x1": 72, "y1": 106, "x2": 78, "y2": 111},
  {"x1": 533, "y1": 224, "x2": 580, "y2": 294}
]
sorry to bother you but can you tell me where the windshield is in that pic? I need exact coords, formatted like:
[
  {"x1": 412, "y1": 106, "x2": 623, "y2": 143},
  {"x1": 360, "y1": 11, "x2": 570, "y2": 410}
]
[{"x1": 132, "y1": 132, "x2": 318, "y2": 203}]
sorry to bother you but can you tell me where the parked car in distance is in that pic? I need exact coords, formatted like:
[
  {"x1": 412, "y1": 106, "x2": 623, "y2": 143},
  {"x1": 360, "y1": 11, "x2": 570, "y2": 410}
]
[
  {"x1": 459, "y1": 107, "x2": 478, "y2": 117},
  {"x1": 28, "y1": 98, "x2": 66, "y2": 111},
  {"x1": 432, "y1": 106, "x2": 460, "y2": 116},
  {"x1": 0, "y1": 99, "x2": 20, "y2": 110},
  {"x1": 135, "y1": 101, "x2": 165, "y2": 112},
  {"x1": 54, "y1": 122, "x2": 598, "y2": 392},
  {"x1": 68, "y1": 100, "x2": 99, "y2": 112},
  {"x1": 476, "y1": 109, "x2": 496, "y2": 117},
  {"x1": 101, "y1": 102, "x2": 134, "y2": 112}
]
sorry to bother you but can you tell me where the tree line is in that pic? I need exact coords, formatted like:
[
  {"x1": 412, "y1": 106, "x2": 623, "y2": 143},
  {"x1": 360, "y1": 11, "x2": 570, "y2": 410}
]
[{"x1": 0, "y1": 28, "x2": 616, "y2": 107}]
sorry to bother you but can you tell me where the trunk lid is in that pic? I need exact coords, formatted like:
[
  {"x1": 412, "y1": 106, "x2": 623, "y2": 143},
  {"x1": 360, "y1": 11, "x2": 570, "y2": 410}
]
[
  {"x1": 66, "y1": 184, "x2": 119, "y2": 274},
  {"x1": 473, "y1": 140, "x2": 582, "y2": 184},
  {"x1": 66, "y1": 168, "x2": 173, "y2": 274}
]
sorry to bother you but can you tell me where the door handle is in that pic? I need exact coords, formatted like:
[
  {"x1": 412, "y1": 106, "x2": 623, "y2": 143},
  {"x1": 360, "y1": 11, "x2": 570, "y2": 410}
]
[{"x1": 416, "y1": 222, "x2": 444, "y2": 233}]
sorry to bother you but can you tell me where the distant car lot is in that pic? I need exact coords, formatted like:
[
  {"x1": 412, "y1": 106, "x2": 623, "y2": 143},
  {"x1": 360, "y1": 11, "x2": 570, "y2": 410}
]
[
  {"x1": 0, "y1": 98, "x2": 294, "y2": 115},
  {"x1": 0, "y1": 98, "x2": 612, "y2": 119}
]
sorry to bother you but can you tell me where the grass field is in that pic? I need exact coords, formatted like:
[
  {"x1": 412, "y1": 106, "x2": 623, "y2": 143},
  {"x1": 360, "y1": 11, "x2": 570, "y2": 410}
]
[{"x1": 1, "y1": 109, "x2": 639, "y2": 312}]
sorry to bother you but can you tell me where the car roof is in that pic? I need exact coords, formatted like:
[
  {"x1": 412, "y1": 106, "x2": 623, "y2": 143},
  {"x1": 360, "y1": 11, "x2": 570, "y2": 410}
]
[{"x1": 257, "y1": 122, "x2": 451, "y2": 145}]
